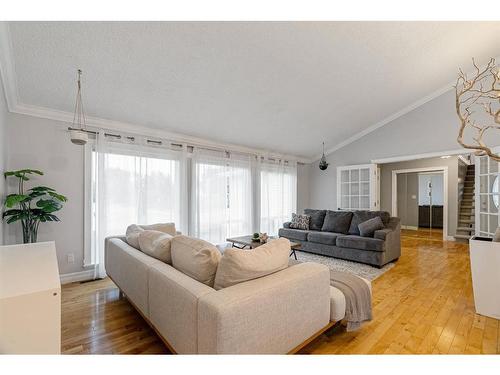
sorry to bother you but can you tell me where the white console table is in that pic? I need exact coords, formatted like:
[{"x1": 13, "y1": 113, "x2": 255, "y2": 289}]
[{"x1": 0, "y1": 241, "x2": 61, "y2": 354}]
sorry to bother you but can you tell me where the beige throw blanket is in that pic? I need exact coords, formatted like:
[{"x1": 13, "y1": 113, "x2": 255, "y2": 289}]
[{"x1": 330, "y1": 270, "x2": 372, "y2": 331}]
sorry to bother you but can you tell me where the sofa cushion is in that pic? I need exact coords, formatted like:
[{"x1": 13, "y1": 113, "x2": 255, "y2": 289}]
[
  {"x1": 307, "y1": 231, "x2": 342, "y2": 246},
  {"x1": 278, "y1": 227, "x2": 309, "y2": 241},
  {"x1": 125, "y1": 222, "x2": 177, "y2": 249},
  {"x1": 304, "y1": 209, "x2": 327, "y2": 231},
  {"x1": 321, "y1": 211, "x2": 353, "y2": 234},
  {"x1": 289, "y1": 213, "x2": 310, "y2": 230},
  {"x1": 171, "y1": 235, "x2": 222, "y2": 287},
  {"x1": 125, "y1": 224, "x2": 143, "y2": 249},
  {"x1": 358, "y1": 216, "x2": 385, "y2": 238},
  {"x1": 348, "y1": 211, "x2": 390, "y2": 236},
  {"x1": 213, "y1": 238, "x2": 290, "y2": 290},
  {"x1": 336, "y1": 235, "x2": 385, "y2": 252},
  {"x1": 138, "y1": 230, "x2": 174, "y2": 263}
]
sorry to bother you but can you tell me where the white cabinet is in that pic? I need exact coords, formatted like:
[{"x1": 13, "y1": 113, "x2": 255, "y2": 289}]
[{"x1": 0, "y1": 241, "x2": 61, "y2": 354}]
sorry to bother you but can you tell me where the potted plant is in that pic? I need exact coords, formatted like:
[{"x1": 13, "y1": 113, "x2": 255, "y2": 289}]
[{"x1": 2, "y1": 169, "x2": 67, "y2": 243}]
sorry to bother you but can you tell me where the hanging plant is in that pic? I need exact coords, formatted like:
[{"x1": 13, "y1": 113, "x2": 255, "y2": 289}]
[{"x1": 2, "y1": 169, "x2": 67, "y2": 243}]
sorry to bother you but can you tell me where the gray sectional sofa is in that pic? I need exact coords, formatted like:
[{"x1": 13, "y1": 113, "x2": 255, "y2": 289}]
[{"x1": 278, "y1": 209, "x2": 401, "y2": 268}]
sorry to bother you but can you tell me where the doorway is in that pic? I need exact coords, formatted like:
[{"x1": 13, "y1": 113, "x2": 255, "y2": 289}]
[{"x1": 392, "y1": 166, "x2": 448, "y2": 241}]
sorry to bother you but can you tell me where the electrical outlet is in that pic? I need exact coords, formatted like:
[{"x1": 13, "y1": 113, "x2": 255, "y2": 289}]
[{"x1": 67, "y1": 253, "x2": 75, "y2": 264}]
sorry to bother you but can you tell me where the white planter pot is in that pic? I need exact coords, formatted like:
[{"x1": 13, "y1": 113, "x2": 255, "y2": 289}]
[{"x1": 469, "y1": 237, "x2": 500, "y2": 319}]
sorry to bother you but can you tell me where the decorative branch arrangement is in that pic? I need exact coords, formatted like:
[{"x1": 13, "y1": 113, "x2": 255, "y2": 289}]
[{"x1": 455, "y1": 58, "x2": 500, "y2": 160}]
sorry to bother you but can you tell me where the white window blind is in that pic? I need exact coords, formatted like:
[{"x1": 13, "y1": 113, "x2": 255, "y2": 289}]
[
  {"x1": 259, "y1": 159, "x2": 297, "y2": 236},
  {"x1": 85, "y1": 133, "x2": 187, "y2": 277},
  {"x1": 191, "y1": 149, "x2": 253, "y2": 244}
]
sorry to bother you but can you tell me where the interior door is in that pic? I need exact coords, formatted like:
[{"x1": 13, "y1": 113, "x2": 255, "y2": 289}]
[
  {"x1": 476, "y1": 154, "x2": 500, "y2": 237},
  {"x1": 337, "y1": 164, "x2": 378, "y2": 211}
]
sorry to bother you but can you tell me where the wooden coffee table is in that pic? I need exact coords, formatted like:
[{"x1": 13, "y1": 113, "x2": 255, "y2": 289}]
[{"x1": 226, "y1": 235, "x2": 301, "y2": 260}]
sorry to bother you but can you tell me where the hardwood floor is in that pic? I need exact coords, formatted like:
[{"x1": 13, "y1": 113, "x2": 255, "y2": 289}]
[{"x1": 61, "y1": 228, "x2": 500, "y2": 354}]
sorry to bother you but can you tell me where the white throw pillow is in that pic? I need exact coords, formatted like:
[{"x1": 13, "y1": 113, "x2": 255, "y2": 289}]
[
  {"x1": 138, "y1": 230, "x2": 174, "y2": 263},
  {"x1": 125, "y1": 224, "x2": 144, "y2": 249},
  {"x1": 139, "y1": 223, "x2": 177, "y2": 236},
  {"x1": 125, "y1": 223, "x2": 177, "y2": 249},
  {"x1": 170, "y1": 235, "x2": 221, "y2": 287},
  {"x1": 213, "y1": 238, "x2": 290, "y2": 290}
]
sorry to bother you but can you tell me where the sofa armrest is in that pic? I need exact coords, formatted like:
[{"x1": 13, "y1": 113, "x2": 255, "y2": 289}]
[
  {"x1": 283, "y1": 221, "x2": 291, "y2": 228},
  {"x1": 197, "y1": 262, "x2": 330, "y2": 354},
  {"x1": 373, "y1": 228, "x2": 392, "y2": 241},
  {"x1": 374, "y1": 219, "x2": 401, "y2": 264}
]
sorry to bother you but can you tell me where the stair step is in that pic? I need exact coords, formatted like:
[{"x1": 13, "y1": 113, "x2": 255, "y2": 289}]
[
  {"x1": 459, "y1": 219, "x2": 475, "y2": 224},
  {"x1": 454, "y1": 234, "x2": 472, "y2": 240},
  {"x1": 457, "y1": 226, "x2": 474, "y2": 232},
  {"x1": 461, "y1": 205, "x2": 475, "y2": 209}
]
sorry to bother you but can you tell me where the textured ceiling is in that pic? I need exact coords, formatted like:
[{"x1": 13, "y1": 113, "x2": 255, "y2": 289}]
[{"x1": 7, "y1": 21, "x2": 500, "y2": 158}]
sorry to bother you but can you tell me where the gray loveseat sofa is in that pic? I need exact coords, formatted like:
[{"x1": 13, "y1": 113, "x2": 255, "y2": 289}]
[{"x1": 278, "y1": 209, "x2": 401, "y2": 268}]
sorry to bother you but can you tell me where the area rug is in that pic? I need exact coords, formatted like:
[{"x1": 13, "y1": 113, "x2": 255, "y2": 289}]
[{"x1": 294, "y1": 250, "x2": 395, "y2": 281}]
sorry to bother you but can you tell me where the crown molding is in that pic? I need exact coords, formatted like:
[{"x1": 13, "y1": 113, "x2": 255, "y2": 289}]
[
  {"x1": 313, "y1": 55, "x2": 500, "y2": 162},
  {"x1": 0, "y1": 22, "x2": 312, "y2": 164},
  {"x1": 11, "y1": 103, "x2": 313, "y2": 163},
  {"x1": 311, "y1": 83, "x2": 454, "y2": 162}
]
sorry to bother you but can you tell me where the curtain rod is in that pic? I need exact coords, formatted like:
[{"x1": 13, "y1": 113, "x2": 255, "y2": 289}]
[{"x1": 67, "y1": 126, "x2": 303, "y2": 164}]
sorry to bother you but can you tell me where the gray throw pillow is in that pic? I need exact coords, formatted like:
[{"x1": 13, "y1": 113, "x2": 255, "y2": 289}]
[
  {"x1": 321, "y1": 211, "x2": 353, "y2": 234},
  {"x1": 304, "y1": 209, "x2": 327, "y2": 231},
  {"x1": 358, "y1": 216, "x2": 385, "y2": 237},
  {"x1": 289, "y1": 213, "x2": 310, "y2": 230},
  {"x1": 348, "y1": 210, "x2": 390, "y2": 235}
]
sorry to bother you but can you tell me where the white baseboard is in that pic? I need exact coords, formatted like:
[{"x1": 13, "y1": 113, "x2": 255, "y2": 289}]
[
  {"x1": 59, "y1": 269, "x2": 95, "y2": 284},
  {"x1": 402, "y1": 225, "x2": 419, "y2": 230}
]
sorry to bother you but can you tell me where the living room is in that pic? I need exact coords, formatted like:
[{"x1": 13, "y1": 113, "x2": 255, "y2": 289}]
[{"x1": 1, "y1": 1, "x2": 499, "y2": 374}]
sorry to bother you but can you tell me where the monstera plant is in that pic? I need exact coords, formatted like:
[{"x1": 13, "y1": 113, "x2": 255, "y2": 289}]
[{"x1": 2, "y1": 169, "x2": 67, "y2": 243}]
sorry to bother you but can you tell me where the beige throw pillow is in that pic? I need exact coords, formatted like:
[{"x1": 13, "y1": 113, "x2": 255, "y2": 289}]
[
  {"x1": 214, "y1": 237, "x2": 290, "y2": 290},
  {"x1": 125, "y1": 223, "x2": 177, "y2": 249},
  {"x1": 125, "y1": 224, "x2": 144, "y2": 249},
  {"x1": 139, "y1": 223, "x2": 177, "y2": 236},
  {"x1": 138, "y1": 230, "x2": 174, "y2": 263},
  {"x1": 170, "y1": 235, "x2": 222, "y2": 287}
]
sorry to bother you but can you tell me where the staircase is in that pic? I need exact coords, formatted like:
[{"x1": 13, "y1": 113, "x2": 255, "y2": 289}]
[{"x1": 455, "y1": 164, "x2": 475, "y2": 241}]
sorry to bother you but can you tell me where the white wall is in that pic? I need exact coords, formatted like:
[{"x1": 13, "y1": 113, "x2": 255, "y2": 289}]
[
  {"x1": 4, "y1": 113, "x2": 87, "y2": 274},
  {"x1": 0, "y1": 74, "x2": 8, "y2": 245},
  {"x1": 307, "y1": 88, "x2": 498, "y2": 217},
  {"x1": 297, "y1": 163, "x2": 310, "y2": 213}
]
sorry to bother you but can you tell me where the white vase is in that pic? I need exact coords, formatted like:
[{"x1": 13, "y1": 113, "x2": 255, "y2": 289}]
[{"x1": 469, "y1": 236, "x2": 500, "y2": 319}]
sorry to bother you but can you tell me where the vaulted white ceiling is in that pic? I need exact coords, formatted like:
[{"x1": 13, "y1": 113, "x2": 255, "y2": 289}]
[{"x1": 4, "y1": 21, "x2": 500, "y2": 159}]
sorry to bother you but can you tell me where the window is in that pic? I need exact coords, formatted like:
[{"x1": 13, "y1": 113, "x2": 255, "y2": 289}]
[
  {"x1": 259, "y1": 160, "x2": 297, "y2": 236},
  {"x1": 191, "y1": 149, "x2": 253, "y2": 244},
  {"x1": 337, "y1": 164, "x2": 377, "y2": 210},
  {"x1": 85, "y1": 135, "x2": 186, "y2": 276},
  {"x1": 84, "y1": 133, "x2": 298, "y2": 277}
]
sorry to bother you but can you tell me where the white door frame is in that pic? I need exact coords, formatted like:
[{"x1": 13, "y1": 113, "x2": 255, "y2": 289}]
[{"x1": 391, "y1": 166, "x2": 448, "y2": 241}]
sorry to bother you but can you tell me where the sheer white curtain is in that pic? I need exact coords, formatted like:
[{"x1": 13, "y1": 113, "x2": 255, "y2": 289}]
[
  {"x1": 259, "y1": 158, "x2": 297, "y2": 236},
  {"x1": 90, "y1": 133, "x2": 187, "y2": 278},
  {"x1": 191, "y1": 148, "x2": 253, "y2": 244}
]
